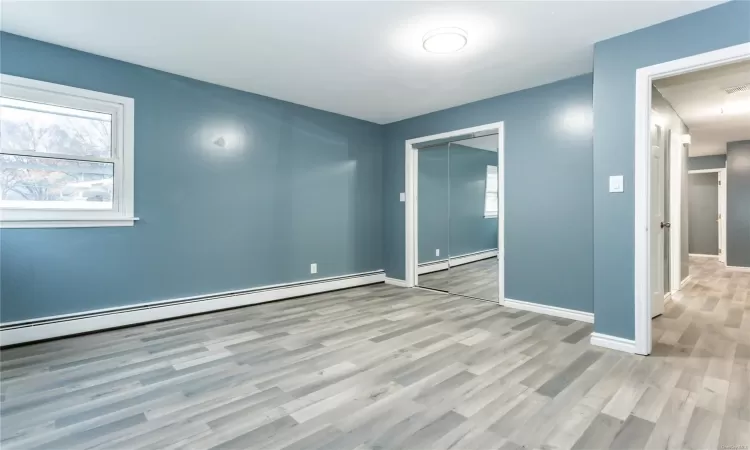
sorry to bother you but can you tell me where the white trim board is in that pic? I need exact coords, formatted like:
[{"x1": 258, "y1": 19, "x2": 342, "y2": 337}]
[
  {"x1": 726, "y1": 265, "x2": 750, "y2": 272},
  {"x1": 385, "y1": 277, "x2": 409, "y2": 287},
  {"x1": 417, "y1": 260, "x2": 450, "y2": 275},
  {"x1": 503, "y1": 298, "x2": 593, "y2": 323},
  {"x1": 633, "y1": 42, "x2": 750, "y2": 356},
  {"x1": 449, "y1": 250, "x2": 498, "y2": 268},
  {"x1": 689, "y1": 253, "x2": 719, "y2": 258},
  {"x1": 405, "y1": 121, "x2": 505, "y2": 308},
  {"x1": 0, "y1": 271, "x2": 385, "y2": 346},
  {"x1": 590, "y1": 332, "x2": 637, "y2": 354},
  {"x1": 679, "y1": 275, "x2": 693, "y2": 289}
]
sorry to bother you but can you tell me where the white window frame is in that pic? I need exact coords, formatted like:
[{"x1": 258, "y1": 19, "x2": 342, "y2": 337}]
[
  {"x1": 484, "y1": 164, "x2": 498, "y2": 218},
  {"x1": 0, "y1": 74, "x2": 136, "y2": 228}
]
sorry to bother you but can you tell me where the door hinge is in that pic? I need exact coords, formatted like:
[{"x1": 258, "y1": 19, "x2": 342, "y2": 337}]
[
  {"x1": 719, "y1": 180, "x2": 722, "y2": 185},
  {"x1": 718, "y1": 213, "x2": 722, "y2": 220}
]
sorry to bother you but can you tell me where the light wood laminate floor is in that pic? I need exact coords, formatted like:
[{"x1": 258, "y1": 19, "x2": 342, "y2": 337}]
[
  {"x1": 1, "y1": 256, "x2": 748, "y2": 449},
  {"x1": 419, "y1": 258, "x2": 499, "y2": 302}
]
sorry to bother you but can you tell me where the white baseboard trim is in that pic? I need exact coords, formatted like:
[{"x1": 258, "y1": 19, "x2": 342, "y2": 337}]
[
  {"x1": 726, "y1": 265, "x2": 750, "y2": 272},
  {"x1": 503, "y1": 298, "x2": 593, "y2": 323},
  {"x1": 449, "y1": 249, "x2": 498, "y2": 268},
  {"x1": 590, "y1": 332, "x2": 636, "y2": 354},
  {"x1": 0, "y1": 270, "x2": 385, "y2": 346},
  {"x1": 417, "y1": 260, "x2": 449, "y2": 275},
  {"x1": 689, "y1": 253, "x2": 718, "y2": 258},
  {"x1": 384, "y1": 277, "x2": 409, "y2": 287},
  {"x1": 679, "y1": 275, "x2": 693, "y2": 289}
]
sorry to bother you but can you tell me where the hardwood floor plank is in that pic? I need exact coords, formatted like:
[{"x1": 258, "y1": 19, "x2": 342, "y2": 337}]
[{"x1": 1, "y1": 256, "x2": 747, "y2": 449}]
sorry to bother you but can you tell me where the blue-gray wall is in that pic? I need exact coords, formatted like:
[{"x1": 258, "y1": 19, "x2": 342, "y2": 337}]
[
  {"x1": 592, "y1": 1, "x2": 750, "y2": 340},
  {"x1": 0, "y1": 32, "x2": 384, "y2": 322},
  {"x1": 417, "y1": 145, "x2": 450, "y2": 264},
  {"x1": 727, "y1": 140, "x2": 750, "y2": 268},
  {"x1": 689, "y1": 155, "x2": 727, "y2": 170},
  {"x1": 450, "y1": 144, "x2": 498, "y2": 257},
  {"x1": 384, "y1": 74, "x2": 594, "y2": 313}
]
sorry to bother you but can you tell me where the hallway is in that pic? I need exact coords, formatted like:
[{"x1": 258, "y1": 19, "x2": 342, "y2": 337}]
[{"x1": 649, "y1": 255, "x2": 750, "y2": 447}]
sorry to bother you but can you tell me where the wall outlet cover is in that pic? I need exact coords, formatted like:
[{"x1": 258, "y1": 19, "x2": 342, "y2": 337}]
[
  {"x1": 310, "y1": 263, "x2": 317, "y2": 274},
  {"x1": 435, "y1": 249, "x2": 440, "y2": 256},
  {"x1": 399, "y1": 192, "x2": 406, "y2": 202}
]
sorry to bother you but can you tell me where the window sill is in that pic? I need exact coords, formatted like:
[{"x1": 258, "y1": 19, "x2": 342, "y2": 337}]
[{"x1": 0, "y1": 217, "x2": 139, "y2": 229}]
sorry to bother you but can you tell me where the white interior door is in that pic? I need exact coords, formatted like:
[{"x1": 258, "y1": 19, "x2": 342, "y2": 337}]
[{"x1": 651, "y1": 123, "x2": 666, "y2": 318}]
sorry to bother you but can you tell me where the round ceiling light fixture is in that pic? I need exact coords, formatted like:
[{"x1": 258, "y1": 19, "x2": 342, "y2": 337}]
[{"x1": 422, "y1": 27, "x2": 468, "y2": 54}]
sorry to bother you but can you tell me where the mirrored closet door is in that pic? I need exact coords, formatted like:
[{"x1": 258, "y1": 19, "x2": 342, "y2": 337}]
[{"x1": 416, "y1": 134, "x2": 500, "y2": 302}]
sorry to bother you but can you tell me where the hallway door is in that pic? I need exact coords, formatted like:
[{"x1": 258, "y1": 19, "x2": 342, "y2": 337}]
[
  {"x1": 650, "y1": 123, "x2": 666, "y2": 318},
  {"x1": 688, "y1": 171, "x2": 720, "y2": 256}
]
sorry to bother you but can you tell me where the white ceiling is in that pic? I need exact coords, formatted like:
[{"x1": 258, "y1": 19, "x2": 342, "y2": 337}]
[
  {"x1": 655, "y1": 60, "x2": 750, "y2": 156},
  {"x1": 1, "y1": 1, "x2": 725, "y2": 124}
]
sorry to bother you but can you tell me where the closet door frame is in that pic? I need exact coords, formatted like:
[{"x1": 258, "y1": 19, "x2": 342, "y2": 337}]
[{"x1": 404, "y1": 121, "x2": 505, "y2": 305}]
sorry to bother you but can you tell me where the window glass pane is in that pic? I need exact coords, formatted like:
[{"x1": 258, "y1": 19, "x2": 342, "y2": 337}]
[
  {"x1": 0, "y1": 154, "x2": 113, "y2": 209},
  {"x1": 0, "y1": 97, "x2": 112, "y2": 158}
]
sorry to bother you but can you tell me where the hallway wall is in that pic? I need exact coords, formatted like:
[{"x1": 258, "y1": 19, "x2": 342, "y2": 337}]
[
  {"x1": 727, "y1": 140, "x2": 750, "y2": 268},
  {"x1": 592, "y1": 0, "x2": 750, "y2": 340}
]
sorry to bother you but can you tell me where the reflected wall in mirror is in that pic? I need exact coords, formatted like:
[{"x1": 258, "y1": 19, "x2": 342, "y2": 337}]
[{"x1": 417, "y1": 134, "x2": 500, "y2": 302}]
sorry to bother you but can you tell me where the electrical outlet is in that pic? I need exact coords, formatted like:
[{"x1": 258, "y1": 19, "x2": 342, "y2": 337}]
[
  {"x1": 310, "y1": 263, "x2": 317, "y2": 274},
  {"x1": 435, "y1": 249, "x2": 440, "y2": 257}
]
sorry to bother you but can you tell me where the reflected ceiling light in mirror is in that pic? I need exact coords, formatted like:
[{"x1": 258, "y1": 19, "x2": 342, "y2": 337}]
[{"x1": 422, "y1": 27, "x2": 468, "y2": 53}]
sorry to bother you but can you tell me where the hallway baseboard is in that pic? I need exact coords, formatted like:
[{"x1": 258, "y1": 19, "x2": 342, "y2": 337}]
[
  {"x1": 0, "y1": 271, "x2": 385, "y2": 346},
  {"x1": 590, "y1": 332, "x2": 636, "y2": 354},
  {"x1": 503, "y1": 298, "x2": 593, "y2": 323}
]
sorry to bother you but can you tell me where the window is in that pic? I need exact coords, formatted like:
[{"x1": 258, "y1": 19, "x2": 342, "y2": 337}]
[
  {"x1": 0, "y1": 75, "x2": 135, "y2": 228},
  {"x1": 484, "y1": 165, "x2": 498, "y2": 218}
]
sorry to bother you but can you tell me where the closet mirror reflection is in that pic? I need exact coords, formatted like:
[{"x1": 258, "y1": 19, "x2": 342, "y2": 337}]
[{"x1": 416, "y1": 133, "x2": 499, "y2": 302}]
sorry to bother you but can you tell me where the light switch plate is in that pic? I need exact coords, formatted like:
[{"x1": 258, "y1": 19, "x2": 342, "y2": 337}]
[
  {"x1": 399, "y1": 192, "x2": 406, "y2": 202},
  {"x1": 435, "y1": 249, "x2": 440, "y2": 257},
  {"x1": 609, "y1": 175, "x2": 624, "y2": 193}
]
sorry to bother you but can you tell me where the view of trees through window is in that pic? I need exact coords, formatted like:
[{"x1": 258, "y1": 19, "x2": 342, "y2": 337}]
[{"x1": 0, "y1": 98, "x2": 114, "y2": 209}]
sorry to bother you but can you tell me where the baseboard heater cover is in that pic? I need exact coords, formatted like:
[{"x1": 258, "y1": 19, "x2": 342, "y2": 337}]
[
  {"x1": 0, "y1": 270, "x2": 385, "y2": 346},
  {"x1": 417, "y1": 260, "x2": 450, "y2": 275},
  {"x1": 449, "y1": 249, "x2": 498, "y2": 268}
]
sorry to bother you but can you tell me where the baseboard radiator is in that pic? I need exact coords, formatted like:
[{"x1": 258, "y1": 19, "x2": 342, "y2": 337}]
[{"x1": 0, "y1": 270, "x2": 385, "y2": 346}]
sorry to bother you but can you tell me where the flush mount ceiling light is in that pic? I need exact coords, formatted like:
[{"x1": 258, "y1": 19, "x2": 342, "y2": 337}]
[{"x1": 422, "y1": 27, "x2": 468, "y2": 54}]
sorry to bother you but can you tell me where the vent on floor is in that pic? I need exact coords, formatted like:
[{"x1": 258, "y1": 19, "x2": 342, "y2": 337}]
[{"x1": 724, "y1": 83, "x2": 750, "y2": 94}]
